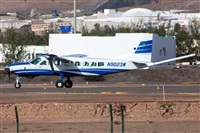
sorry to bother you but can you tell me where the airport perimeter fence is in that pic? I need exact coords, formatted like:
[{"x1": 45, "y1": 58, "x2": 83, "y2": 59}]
[{"x1": 1, "y1": 104, "x2": 200, "y2": 133}]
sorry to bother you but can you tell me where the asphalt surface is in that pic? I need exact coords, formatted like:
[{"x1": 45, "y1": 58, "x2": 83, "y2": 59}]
[
  {"x1": 1, "y1": 82, "x2": 200, "y2": 93},
  {"x1": 1, "y1": 82, "x2": 199, "y2": 103}
]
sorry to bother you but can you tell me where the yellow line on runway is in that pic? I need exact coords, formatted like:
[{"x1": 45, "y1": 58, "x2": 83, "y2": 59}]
[
  {"x1": 181, "y1": 82, "x2": 200, "y2": 85},
  {"x1": 116, "y1": 92, "x2": 127, "y2": 94},
  {"x1": 101, "y1": 92, "x2": 113, "y2": 94}
]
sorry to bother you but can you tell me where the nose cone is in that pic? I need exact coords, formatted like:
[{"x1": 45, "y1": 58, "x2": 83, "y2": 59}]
[
  {"x1": 9, "y1": 62, "x2": 30, "y2": 67},
  {"x1": 8, "y1": 62, "x2": 30, "y2": 72}
]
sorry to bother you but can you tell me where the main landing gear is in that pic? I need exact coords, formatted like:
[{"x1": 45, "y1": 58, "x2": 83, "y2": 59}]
[{"x1": 55, "y1": 77, "x2": 73, "y2": 88}]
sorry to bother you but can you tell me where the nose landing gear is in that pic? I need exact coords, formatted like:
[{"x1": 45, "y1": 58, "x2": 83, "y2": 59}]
[{"x1": 14, "y1": 76, "x2": 21, "y2": 89}]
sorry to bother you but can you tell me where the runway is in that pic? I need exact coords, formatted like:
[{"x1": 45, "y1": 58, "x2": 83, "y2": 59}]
[
  {"x1": 1, "y1": 82, "x2": 199, "y2": 104},
  {"x1": 1, "y1": 82, "x2": 200, "y2": 93}
]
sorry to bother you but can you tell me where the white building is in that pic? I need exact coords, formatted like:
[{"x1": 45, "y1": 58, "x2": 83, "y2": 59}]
[
  {"x1": 49, "y1": 33, "x2": 176, "y2": 67},
  {"x1": 71, "y1": 8, "x2": 199, "y2": 32}
]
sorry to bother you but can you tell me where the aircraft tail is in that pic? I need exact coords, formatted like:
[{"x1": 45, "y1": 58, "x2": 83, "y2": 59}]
[{"x1": 113, "y1": 40, "x2": 153, "y2": 63}]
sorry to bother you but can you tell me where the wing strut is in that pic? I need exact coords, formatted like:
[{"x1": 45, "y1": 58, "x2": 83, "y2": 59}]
[{"x1": 47, "y1": 55, "x2": 57, "y2": 74}]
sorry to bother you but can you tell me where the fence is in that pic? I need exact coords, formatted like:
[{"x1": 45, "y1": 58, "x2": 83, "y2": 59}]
[{"x1": 1, "y1": 103, "x2": 200, "y2": 133}]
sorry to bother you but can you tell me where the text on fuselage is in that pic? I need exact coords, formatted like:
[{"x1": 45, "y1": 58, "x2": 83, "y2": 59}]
[{"x1": 107, "y1": 62, "x2": 126, "y2": 67}]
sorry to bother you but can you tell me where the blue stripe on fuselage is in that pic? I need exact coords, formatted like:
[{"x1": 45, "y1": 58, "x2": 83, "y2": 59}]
[
  {"x1": 12, "y1": 68, "x2": 129, "y2": 76},
  {"x1": 9, "y1": 62, "x2": 30, "y2": 67}
]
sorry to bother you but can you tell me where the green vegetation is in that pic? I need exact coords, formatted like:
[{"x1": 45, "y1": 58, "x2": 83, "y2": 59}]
[{"x1": 0, "y1": 27, "x2": 51, "y2": 65}]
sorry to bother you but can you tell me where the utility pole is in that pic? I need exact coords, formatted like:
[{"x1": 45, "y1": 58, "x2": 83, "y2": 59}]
[{"x1": 74, "y1": 0, "x2": 77, "y2": 33}]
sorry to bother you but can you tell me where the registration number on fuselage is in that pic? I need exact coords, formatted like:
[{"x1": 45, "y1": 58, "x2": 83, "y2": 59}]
[{"x1": 107, "y1": 62, "x2": 126, "y2": 67}]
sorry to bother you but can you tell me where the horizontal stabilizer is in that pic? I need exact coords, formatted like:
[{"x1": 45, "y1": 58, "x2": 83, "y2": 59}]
[
  {"x1": 132, "y1": 61, "x2": 148, "y2": 68},
  {"x1": 147, "y1": 53, "x2": 195, "y2": 67}
]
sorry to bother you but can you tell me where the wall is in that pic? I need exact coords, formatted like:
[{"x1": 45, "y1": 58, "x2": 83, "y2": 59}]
[
  {"x1": 49, "y1": 33, "x2": 154, "y2": 62},
  {"x1": 49, "y1": 33, "x2": 176, "y2": 64},
  {"x1": 152, "y1": 34, "x2": 176, "y2": 66}
]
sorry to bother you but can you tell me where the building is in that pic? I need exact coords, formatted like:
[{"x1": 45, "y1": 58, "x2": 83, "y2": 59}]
[
  {"x1": 31, "y1": 21, "x2": 72, "y2": 36},
  {"x1": 49, "y1": 33, "x2": 176, "y2": 67}
]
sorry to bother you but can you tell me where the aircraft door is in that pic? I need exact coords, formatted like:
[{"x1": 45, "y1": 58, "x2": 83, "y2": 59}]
[{"x1": 39, "y1": 60, "x2": 50, "y2": 74}]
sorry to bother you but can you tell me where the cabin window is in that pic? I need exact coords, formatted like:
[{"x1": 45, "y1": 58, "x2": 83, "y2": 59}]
[
  {"x1": 65, "y1": 61, "x2": 73, "y2": 66},
  {"x1": 31, "y1": 57, "x2": 42, "y2": 65},
  {"x1": 75, "y1": 61, "x2": 80, "y2": 66},
  {"x1": 40, "y1": 61, "x2": 47, "y2": 65},
  {"x1": 84, "y1": 62, "x2": 89, "y2": 66},
  {"x1": 98, "y1": 62, "x2": 104, "y2": 66},
  {"x1": 54, "y1": 60, "x2": 62, "y2": 66},
  {"x1": 91, "y1": 62, "x2": 97, "y2": 66}
]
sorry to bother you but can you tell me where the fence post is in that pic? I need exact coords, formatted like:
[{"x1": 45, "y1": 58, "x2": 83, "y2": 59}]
[
  {"x1": 15, "y1": 106, "x2": 19, "y2": 133},
  {"x1": 121, "y1": 104, "x2": 125, "y2": 133},
  {"x1": 121, "y1": 104, "x2": 124, "y2": 133},
  {"x1": 109, "y1": 104, "x2": 113, "y2": 133},
  {"x1": 163, "y1": 85, "x2": 166, "y2": 101}
]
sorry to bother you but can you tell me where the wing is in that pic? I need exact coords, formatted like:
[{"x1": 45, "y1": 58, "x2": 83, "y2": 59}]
[
  {"x1": 62, "y1": 54, "x2": 88, "y2": 58},
  {"x1": 43, "y1": 54, "x2": 74, "y2": 74}
]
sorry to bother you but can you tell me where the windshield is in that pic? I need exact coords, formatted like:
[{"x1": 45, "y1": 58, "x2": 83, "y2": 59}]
[{"x1": 30, "y1": 57, "x2": 42, "y2": 65}]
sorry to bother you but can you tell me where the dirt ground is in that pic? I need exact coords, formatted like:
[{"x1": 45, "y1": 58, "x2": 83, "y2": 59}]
[{"x1": 1, "y1": 95, "x2": 200, "y2": 133}]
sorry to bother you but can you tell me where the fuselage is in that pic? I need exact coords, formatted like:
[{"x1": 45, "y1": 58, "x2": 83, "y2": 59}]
[{"x1": 9, "y1": 56, "x2": 138, "y2": 77}]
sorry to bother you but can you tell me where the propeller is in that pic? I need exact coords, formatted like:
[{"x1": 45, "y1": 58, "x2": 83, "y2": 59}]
[
  {"x1": 194, "y1": 50, "x2": 198, "y2": 63},
  {"x1": 8, "y1": 68, "x2": 10, "y2": 84},
  {"x1": 5, "y1": 66, "x2": 11, "y2": 83},
  {"x1": 8, "y1": 68, "x2": 11, "y2": 83}
]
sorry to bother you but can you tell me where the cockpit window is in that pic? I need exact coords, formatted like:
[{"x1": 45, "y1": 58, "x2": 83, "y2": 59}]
[
  {"x1": 40, "y1": 61, "x2": 47, "y2": 65},
  {"x1": 31, "y1": 58, "x2": 42, "y2": 65}
]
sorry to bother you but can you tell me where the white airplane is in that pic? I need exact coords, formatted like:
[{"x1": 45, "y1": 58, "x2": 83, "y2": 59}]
[{"x1": 7, "y1": 51, "x2": 196, "y2": 89}]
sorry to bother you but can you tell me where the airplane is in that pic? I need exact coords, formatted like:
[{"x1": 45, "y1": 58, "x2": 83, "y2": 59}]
[{"x1": 6, "y1": 50, "x2": 197, "y2": 89}]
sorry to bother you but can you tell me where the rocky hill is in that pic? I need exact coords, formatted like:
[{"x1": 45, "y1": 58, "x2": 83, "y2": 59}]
[
  {"x1": 118, "y1": 0, "x2": 200, "y2": 12},
  {"x1": 0, "y1": 0, "x2": 199, "y2": 15}
]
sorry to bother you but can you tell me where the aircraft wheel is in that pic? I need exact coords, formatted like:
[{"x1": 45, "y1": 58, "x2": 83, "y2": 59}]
[
  {"x1": 14, "y1": 82, "x2": 21, "y2": 89},
  {"x1": 64, "y1": 80, "x2": 73, "y2": 88},
  {"x1": 56, "y1": 80, "x2": 64, "y2": 88}
]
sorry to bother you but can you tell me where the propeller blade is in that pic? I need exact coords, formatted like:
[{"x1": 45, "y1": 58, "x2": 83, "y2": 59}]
[
  {"x1": 194, "y1": 50, "x2": 198, "y2": 63},
  {"x1": 6, "y1": 68, "x2": 11, "y2": 83},
  {"x1": 9, "y1": 69, "x2": 10, "y2": 83}
]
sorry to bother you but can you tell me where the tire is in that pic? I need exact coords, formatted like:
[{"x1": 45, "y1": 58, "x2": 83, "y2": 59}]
[
  {"x1": 55, "y1": 80, "x2": 64, "y2": 88},
  {"x1": 14, "y1": 82, "x2": 21, "y2": 89},
  {"x1": 64, "y1": 80, "x2": 73, "y2": 88}
]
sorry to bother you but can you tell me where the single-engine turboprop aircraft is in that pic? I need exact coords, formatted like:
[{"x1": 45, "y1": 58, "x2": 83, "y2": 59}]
[{"x1": 7, "y1": 51, "x2": 196, "y2": 89}]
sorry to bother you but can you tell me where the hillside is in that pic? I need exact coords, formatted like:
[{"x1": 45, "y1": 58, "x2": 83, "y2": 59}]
[
  {"x1": 118, "y1": 0, "x2": 200, "y2": 12},
  {"x1": 0, "y1": 0, "x2": 199, "y2": 15}
]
